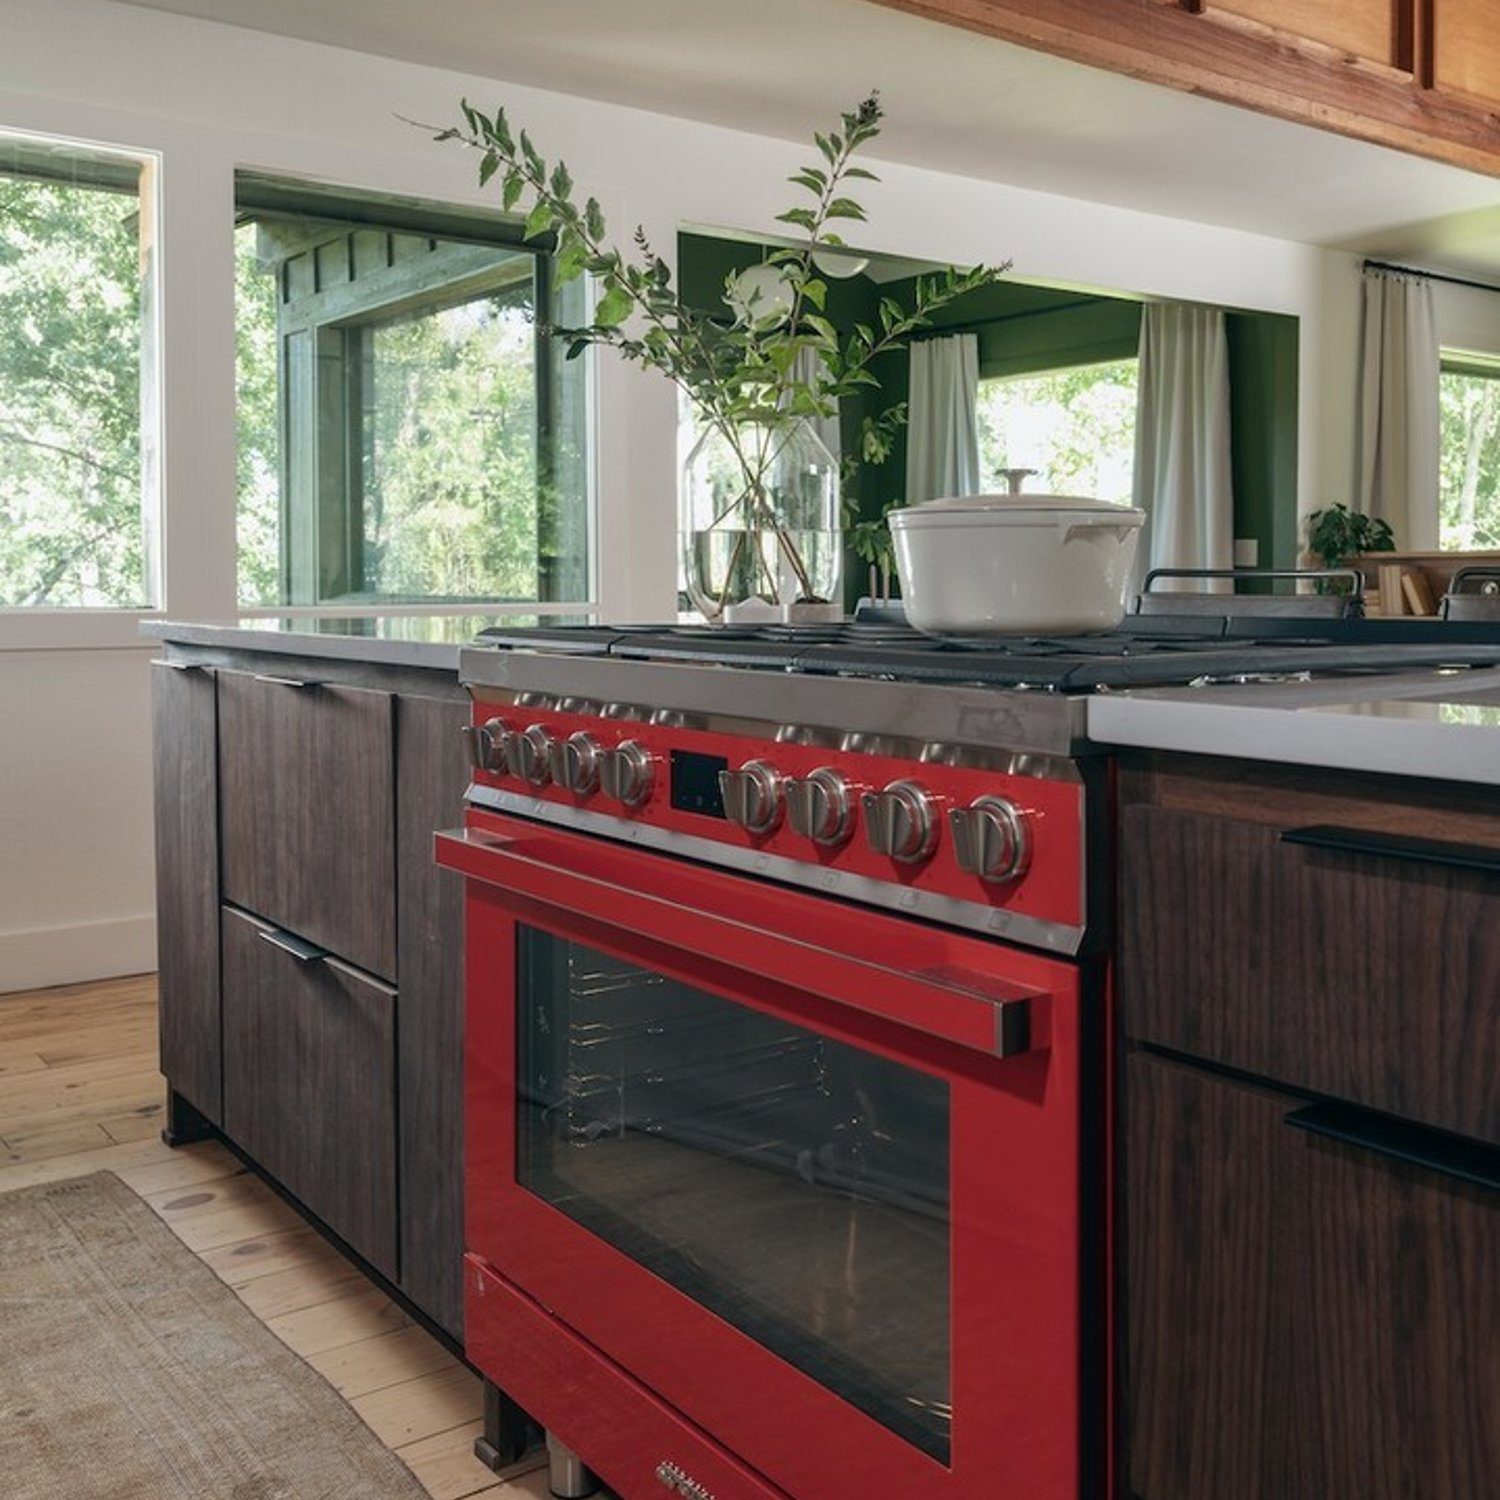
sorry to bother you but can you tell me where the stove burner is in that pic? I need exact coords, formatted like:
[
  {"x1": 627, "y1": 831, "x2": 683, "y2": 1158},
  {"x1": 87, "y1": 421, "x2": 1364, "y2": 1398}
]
[{"x1": 475, "y1": 613, "x2": 1500, "y2": 692}]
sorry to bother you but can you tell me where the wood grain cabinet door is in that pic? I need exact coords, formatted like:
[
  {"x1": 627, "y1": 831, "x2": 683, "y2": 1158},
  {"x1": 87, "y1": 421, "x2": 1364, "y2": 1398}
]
[
  {"x1": 1119, "y1": 800, "x2": 1500, "y2": 1143},
  {"x1": 151, "y1": 660, "x2": 222, "y2": 1123},
  {"x1": 1433, "y1": 0, "x2": 1500, "y2": 105},
  {"x1": 221, "y1": 904, "x2": 398, "y2": 1279},
  {"x1": 218, "y1": 669, "x2": 395, "y2": 980},
  {"x1": 394, "y1": 692, "x2": 469, "y2": 1339},
  {"x1": 1205, "y1": 0, "x2": 1405, "y2": 67},
  {"x1": 1127, "y1": 1050, "x2": 1500, "y2": 1499}
]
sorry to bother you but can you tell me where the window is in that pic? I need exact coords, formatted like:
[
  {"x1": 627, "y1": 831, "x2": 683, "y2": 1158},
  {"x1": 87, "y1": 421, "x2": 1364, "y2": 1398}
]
[
  {"x1": 976, "y1": 358, "x2": 1138, "y2": 504},
  {"x1": 236, "y1": 178, "x2": 589, "y2": 608},
  {"x1": 0, "y1": 134, "x2": 154, "y2": 607},
  {"x1": 1439, "y1": 353, "x2": 1500, "y2": 550}
]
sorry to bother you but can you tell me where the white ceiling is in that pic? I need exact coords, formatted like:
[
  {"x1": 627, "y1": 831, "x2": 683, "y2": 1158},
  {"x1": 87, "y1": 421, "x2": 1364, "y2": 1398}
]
[{"x1": 120, "y1": 0, "x2": 1500, "y2": 276}]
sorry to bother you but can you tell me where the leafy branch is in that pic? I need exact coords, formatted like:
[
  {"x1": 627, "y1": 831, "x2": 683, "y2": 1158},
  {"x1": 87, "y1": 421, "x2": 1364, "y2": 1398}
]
[{"x1": 420, "y1": 92, "x2": 1009, "y2": 607}]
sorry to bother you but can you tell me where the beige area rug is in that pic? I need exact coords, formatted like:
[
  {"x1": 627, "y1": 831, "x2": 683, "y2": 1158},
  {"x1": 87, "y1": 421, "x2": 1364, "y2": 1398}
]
[{"x1": 0, "y1": 1171, "x2": 430, "y2": 1500}]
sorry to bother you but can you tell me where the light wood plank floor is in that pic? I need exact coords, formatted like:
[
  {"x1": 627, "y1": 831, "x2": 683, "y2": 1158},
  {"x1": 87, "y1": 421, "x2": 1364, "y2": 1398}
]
[{"x1": 0, "y1": 972, "x2": 550, "y2": 1500}]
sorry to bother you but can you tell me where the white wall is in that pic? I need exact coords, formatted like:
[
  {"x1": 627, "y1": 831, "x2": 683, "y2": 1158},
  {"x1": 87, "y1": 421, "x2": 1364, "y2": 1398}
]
[
  {"x1": 0, "y1": 0, "x2": 1362, "y2": 990},
  {"x1": 1434, "y1": 281, "x2": 1500, "y2": 357}
]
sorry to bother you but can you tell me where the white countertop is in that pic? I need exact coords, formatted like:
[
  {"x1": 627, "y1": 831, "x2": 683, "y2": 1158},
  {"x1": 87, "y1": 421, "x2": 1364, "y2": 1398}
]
[
  {"x1": 141, "y1": 615, "x2": 550, "y2": 672},
  {"x1": 1087, "y1": 666, "x2": 1500, "y2": 785}
]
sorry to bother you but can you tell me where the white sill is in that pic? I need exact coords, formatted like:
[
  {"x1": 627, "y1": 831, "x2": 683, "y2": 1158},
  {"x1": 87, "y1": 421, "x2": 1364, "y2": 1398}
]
[{"x1": 0, "y1": 609, "x2": 171, "y2": 653}]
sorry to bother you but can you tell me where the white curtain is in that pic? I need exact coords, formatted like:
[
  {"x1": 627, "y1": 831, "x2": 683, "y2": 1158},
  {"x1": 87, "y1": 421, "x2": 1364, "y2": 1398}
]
[
  {"x1": 1358, "y1": 269, "x2": 1439, "y2": 550},
  {"x1": 1133, "y1": 302, "x2": 1234, "y2": 586},
  {"x1": 906, "y1": 333, "x2": 980, "y2": 503}
]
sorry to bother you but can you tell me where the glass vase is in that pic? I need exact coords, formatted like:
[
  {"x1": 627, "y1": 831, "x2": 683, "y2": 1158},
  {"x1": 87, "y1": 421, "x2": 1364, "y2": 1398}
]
[{"x1": 681, "y1": 416, "x2": 841, "y2": 624}]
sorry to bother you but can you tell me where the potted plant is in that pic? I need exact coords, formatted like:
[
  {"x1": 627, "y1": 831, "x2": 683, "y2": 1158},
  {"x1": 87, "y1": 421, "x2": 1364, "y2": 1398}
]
[
  {"x1": 428, "y1": 94, "x2": 1006, "y2": 621},
  {"x1": 1305, "y1": 503, "x2": 1396, "y2": 594}
]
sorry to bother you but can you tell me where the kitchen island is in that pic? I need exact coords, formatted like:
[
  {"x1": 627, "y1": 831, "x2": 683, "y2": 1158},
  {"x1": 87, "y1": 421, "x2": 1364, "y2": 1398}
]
[
  {"x1": 1091, "y1": 683, "x2": 1500, "y2": 1500},
  {"x1": 1088, "y1": 664, "x2": 1500, "y2": 784},
  {"x1": 141, "y1": 617, "x2": 510, "y2": 1343}
]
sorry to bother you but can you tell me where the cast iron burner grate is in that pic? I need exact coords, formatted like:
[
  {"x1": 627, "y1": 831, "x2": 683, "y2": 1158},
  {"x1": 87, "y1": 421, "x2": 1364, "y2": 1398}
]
[{"x1": 474, "y1": 614, "x2": 1500, "y2": 692}]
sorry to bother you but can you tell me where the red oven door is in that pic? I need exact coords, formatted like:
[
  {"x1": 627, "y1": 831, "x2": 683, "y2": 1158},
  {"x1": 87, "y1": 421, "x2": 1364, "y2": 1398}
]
[{"x1": 439, "y1": 808, "x2": 1092, "y2": 1500}]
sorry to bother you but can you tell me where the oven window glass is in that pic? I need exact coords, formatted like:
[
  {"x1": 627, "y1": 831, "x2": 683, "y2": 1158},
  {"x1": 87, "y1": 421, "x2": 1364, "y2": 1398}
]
[{"x1": 516, "y1": 929, "x2": 952, "y2": 1462}]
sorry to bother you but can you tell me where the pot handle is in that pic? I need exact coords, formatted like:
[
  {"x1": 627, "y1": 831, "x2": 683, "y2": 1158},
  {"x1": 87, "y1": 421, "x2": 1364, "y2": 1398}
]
[{"x1": 1057, "y1": 514, "x2": 1139, "y2": 544}]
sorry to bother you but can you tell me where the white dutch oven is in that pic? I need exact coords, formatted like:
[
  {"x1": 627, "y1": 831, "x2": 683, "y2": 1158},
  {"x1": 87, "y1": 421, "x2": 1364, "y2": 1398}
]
[{"x1": 889, "y1": 493, "x2": 1147, "y2": 636}]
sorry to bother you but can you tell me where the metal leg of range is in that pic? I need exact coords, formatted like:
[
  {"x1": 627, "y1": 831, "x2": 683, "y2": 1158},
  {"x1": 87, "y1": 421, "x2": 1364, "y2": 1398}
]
[
  {"x1": 160, "y1": 1089, "x2": 215, "y2": 1148},
  {"x1": 546, "y1": 1432, "x2": 601, "y2": 1498},
  {"x1": 473, "y1": 1378, "x2": 542, "y2": 1473}
]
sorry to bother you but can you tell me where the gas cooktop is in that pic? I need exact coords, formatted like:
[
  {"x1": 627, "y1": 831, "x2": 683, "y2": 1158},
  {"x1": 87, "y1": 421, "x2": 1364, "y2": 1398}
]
[{"x1": 474, "y1": 613, "x2": 1500, "y2": 693}]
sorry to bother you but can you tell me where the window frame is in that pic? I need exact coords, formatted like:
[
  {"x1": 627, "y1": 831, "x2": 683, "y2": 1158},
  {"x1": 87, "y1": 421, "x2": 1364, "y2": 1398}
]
[
  {"x1": 975, "y1": 354, "x2": 1141, "y2": 507},
  {"x1": 234, "y1": 174, "x2": 595, "y2": 614},
  {"x1": 0, "y1": 128, "x2": 162, "y2": 638},
  {"x1": 1437, "y1": 347, "x2": 1500, "y2": 554}
]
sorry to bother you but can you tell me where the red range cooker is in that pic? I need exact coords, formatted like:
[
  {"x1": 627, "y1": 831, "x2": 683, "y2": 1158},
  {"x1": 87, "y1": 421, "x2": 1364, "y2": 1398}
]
[{"x1": 437, "y1": 623, "x2": 1114, "y2": 1500}]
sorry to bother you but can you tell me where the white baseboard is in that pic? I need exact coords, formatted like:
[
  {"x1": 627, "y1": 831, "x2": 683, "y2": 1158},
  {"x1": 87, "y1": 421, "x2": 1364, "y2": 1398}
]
[{"x1": 0, "y1": 914, "x2": 157, "y2": 995}]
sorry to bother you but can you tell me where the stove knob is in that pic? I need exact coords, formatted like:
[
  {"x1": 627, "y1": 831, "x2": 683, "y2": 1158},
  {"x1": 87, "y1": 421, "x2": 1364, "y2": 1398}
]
[
  {"x1": 718, "y1": 760, "x2": 785, "y2": 837},
  {"x1": 505, "y1": 724, "x2": 554, "y2": 787},
  {"x1": 463, "y1": 716, "x2": 509, "y2": 773},
  {"x1": 862, "y1": 780, "x2": 940, "y2": 864},
  {"x1": 949, "y1": 796, "x2": 1031, "y2": 884},
  {"x1": 599, "y1": 739, "x2": 655, "y2": 808},
  {"x1": 786, "y1": 768, "x2": 854, "y2": 847},
  {"x1": 548, "y1": 731, "x2": 602, "y2": 795}
]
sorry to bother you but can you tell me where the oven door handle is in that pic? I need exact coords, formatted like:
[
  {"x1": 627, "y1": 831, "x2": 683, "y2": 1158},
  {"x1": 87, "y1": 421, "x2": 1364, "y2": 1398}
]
[{"x1": 435, "y1": 824, "x2": 1042, "y2": 1059}]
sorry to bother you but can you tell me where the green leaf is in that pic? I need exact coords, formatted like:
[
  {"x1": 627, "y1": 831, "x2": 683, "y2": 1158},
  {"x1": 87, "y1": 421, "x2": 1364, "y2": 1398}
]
[
  {"x1": 519, "y1": 129, "x2": 543, "y2": 171},
  {"x1": 478, "y1": 150, "x2": 500, "y2": 187},
  {"x1": 502, "y1": 170, "x2": 525, "y2": 211},
  {"x1": 800, "y1": 277, "x2": 827, "y2": 312},
  {"x1": 550, "y1": 161, "x2": 573, "y2": 199},
  {"x1": 841, "y1": 166, "x2": 879, "y2": 181},
  {"x1": 566, "y1": 339, "x2": 590, "y2": 361},
  {"x1": 493, "y1": 108, "x2": 514, "y2": 154},
  {"x1": 804, "y1": 313, "x2": 840, "y2": 347},
  {"x1": 524, "y1": 200, "x2": 554, "y2": 239},
  {"x1": 789, "y1": 168, "x2": 827, "y2": 194},
  {"x1": 584, "y1": 197, "x2": 605, "y2": 241},
  {"x1": 555, "y1": 240, "x2": 588, "y2": 285},
  {"x1": 775, "y1": 207, "x2": 817, "y2": 231},
  {"x1": 825, "y1": 197, "x2": 867, "y2": 221},
  {"x1": 595, "y1": 284, "x2": 632, "y2": 327}
]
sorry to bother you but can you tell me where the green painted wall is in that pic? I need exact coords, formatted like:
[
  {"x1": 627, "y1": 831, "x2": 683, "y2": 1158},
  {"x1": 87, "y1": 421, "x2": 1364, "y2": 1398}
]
[
  {"x1": 1226, "y1": 310, "x2": 1301, "y2": 569},
  {"x1": 676, "y1": 230, "x2": 1303, "y2": 600}
]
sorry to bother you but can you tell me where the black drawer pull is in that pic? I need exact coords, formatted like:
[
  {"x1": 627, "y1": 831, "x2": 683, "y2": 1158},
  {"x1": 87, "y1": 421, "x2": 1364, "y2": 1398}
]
[
  {"x1": 1285, "y1": 1102, "x2": 1500, "y2": 1194},
  {"x1": 1281, "y1": 824, "x2": 1500, "y2": 877},
  {"x1": 257, "y1": 927, "x2": 329, "y2": 964},
  {"x1": 252, "y1": 672, "x2": 321, "y2": 691}
]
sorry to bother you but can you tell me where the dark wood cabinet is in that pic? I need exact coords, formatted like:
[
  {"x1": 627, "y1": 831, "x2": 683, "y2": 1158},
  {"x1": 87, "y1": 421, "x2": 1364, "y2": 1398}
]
[
  {"x1": 152, "y1": 642, "x2": 470, "y2": 1341},
  {"x1": 394, "y1": 693, "x2": 470, "y2": 1338},
  {"x1": 218, "y1": 670, "x2": 396, "y2": 981},
  {"x1": 1127, "y1": 1049, "x2": 1500, "y2": 1500},
  {"x1": 221, "y1": 904, "x2": 399, "y2": 1279},
  {"x1": 1119, "y1": 758, "x2": 1500, "y2": 1143},
  {"x1": 1119, "y1": 753, "x2": 1500, "y2": 1496},
  {"x1": 151, "y1": 659, "x2": 222, "y2": 1124}
]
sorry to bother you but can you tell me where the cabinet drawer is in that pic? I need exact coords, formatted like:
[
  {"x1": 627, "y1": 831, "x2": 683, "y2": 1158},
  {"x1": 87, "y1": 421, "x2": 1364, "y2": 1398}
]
[
  {"x1": 1120, "y1": 800, "x2": 1500, "y2": 1142},
  {"x1": 1127, "y1": 1050, "x2": 1500, "y2": 1499},
  {"x1": 219, "y1": 669, "x2": 395, "y2": 980},
  {"x1": 221, "y1": 905, "x2": 398, "y2": 1279}
]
